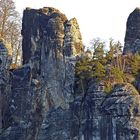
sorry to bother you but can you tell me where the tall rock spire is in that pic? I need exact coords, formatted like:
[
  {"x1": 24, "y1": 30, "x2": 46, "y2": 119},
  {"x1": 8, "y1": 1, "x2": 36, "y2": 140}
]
[
  {"x1": 64, "y1": 18, "x2": 83, "y2": 56},
  {"x1": 21, "y1": 7, "x2": 83, "y2": 110},
  {"x1": 123, "y1": 8, "x2": 140, "y2": 54}
]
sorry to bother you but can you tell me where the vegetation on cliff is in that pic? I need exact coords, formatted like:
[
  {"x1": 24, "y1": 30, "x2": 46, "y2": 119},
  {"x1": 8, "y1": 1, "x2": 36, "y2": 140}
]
[{"x1": 75, "y1": 38, "x2": 140, "y2": 94}]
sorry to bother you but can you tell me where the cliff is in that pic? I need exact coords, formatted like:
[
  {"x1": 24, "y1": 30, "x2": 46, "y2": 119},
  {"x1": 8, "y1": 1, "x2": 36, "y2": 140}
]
[
  {"x1": 123, "y1": 8, "x2": 140, "y2": 54},
  {"x1": 0, "y1": 7, "x2": 140, "y2": 140}
]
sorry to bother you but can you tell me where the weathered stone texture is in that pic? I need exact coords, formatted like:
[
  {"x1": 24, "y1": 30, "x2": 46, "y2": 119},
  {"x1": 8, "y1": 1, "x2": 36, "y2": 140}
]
[
  {"x1": 64, "y1": 18, "x2": 83, "y2": 56},
  {"x1": 37, "y1": 83, "x2": 140, "y2": 140},
  {"x1": 0, "y1": 6, "x2": 140, "y2": 140},
  {"x1": 0, "y1": 7, "x2": 79, "y2": 140},
  {"x1": 123, "y1": 8, "x2": 140, "y2": 54},
  {"x1": 21, "y1": 7, "x2": 79, "y2": 110},
  {"x1": 0, "y1": 40, "x2": 12, "y2": 132}
]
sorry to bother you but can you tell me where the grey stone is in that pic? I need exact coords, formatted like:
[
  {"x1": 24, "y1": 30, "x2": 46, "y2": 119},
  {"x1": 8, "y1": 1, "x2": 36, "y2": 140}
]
[
  {"x1": 64, "y1": 18, "x2": 83, "y2": 56},
  {"x1": 21, "y1": 7, "x2": 77, "y2": 110},
  {"x1": 0, "y1": 6, "x2": 140, "y2": 140},
  {"x1": 38, "y1": 83, "x2": 140, "y2": 140},
  {"x1": 123, "y1": 8, "x2": 140, "y2": 54}
]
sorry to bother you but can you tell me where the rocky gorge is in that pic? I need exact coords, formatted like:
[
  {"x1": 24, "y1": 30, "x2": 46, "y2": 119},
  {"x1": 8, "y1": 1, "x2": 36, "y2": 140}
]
[{"x1": 0, "y1": 6, "x2": 140, "y2": 140}]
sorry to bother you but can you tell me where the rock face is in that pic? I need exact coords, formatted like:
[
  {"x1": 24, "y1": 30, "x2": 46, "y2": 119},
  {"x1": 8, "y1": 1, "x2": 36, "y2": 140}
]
[
  {"x1": 1, "y1": 6, "x2": 140, "y2": 140},
  {"x1": 0, "y1": 7, "x2": 81, "y2": 140},
  {"x1": 37, "y1": 83, "x2": 140, "y2": 140},
  {"x1": 123, "y1": 8, "x2": 140, "y2": 54},
  {"x1": 0, "y1": 40, "x2": 12, "y2": 132},
  {"x1": 0, "y1": 39, "x2": 12, "y2": 70},
  {"x1": 1, "y1": 7, "x2": 80, "y2": 140},
  {"x1": 21, "y1": 7, "x2": 81, "y2": 109},
  {"x1": 64, "y1": 18, "x2": 83, "y2": 56}
]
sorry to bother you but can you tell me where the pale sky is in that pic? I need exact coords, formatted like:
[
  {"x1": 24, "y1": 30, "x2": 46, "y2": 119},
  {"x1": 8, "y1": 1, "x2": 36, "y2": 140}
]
[{"x1": 13, "y1": 0, "x2": 140, "y2": 46}]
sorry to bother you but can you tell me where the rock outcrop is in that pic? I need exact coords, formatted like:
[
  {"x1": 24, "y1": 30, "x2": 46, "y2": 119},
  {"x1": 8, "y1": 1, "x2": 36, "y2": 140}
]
[
  {"x1": 0, "y1": 39, "x2": 12, "y2": 131},
  {"x1": 0, "y1": 6, "x2": 140, "y2": 140},
  {"x1": 37, "y1": 83, "x2": 140, "y2": 140},
  {"x1": 64, "y1": 18, "x2": 83, "y2": 56},
  {"x1": 21, "y1": 7, "x2": 81, "y2": 109},
  {"x1": 0, "y1": 7, "x2": 82, "y2": 140},
  {"x1": 21, "y1": 7, "x2": 82, "y2": 107},
  {"x1": 123, "y1": 8, "x2": 140, "y2": 54}
]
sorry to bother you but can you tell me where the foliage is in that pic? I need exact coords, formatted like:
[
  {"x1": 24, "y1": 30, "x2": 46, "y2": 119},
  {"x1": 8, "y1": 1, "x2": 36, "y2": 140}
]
[
  {"x1": 75, "y1": 57, "x2": 90, "y2": 95},
  {"x1": 104, "y1": 85, "x2": 113, "y2": 94},
  {"x1": 130, "y1": 53, "x2": 140, "y2": 76},
  {"x1": 109, "y1": 67, "x2": 124, "y2": 83},
  {"x1": 75, "y1": 38, "x2": 140, "y2": 94},
  {"x1": 0, "y1": 0, "x2": 22, "y2": 66},
  {"x1": 91, "y1": 60, "x2": 105, "y2": 81},
  {"x1": 91, "y1": 38, "x2": 107, "y2": 64},
  {"x1": 75, "y1": 57, "x2": 92, "y2": 80}
]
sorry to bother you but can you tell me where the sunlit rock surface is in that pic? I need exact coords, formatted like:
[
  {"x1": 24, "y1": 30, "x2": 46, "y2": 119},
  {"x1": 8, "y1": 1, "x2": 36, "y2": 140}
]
[
  {"x1": 37, "y1": 83, "x2": 140, "y2": 140},
  {"x1": 0, "y1": 7, "x2": 80, "y2": 140},
  {"x1": 64, "y1": 18, "x2": 83, "y2": 56},
  {"x1": 0, "y1": 7, "x2": 140, "y2": 140},
  {"x1": 21, "y1": 7, "x2": 81, "y2": 109}
]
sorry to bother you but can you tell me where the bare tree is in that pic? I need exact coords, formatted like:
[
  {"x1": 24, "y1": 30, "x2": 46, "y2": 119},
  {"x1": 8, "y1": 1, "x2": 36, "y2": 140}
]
[{"x1": 0, "y1": 0, "x2": 22, "y2": 66}]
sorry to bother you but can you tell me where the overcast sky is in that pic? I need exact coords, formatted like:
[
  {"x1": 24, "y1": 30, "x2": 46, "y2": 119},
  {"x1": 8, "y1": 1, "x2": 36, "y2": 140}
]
[{"x1": 13, "y1": 0, "x2": 140, "y2": 46}]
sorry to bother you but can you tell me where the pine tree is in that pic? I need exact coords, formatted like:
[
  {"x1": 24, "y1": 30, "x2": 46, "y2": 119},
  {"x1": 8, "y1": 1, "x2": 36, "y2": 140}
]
[
  {"x1": 91, "y1": 61, "x2": 105, "y2": 81},
  {"x1": 91, "y1": 38, "x2": 107, "y2": 64},
  {"x1": 130, "y1": 53, "x2": 140, "y2": 76}
]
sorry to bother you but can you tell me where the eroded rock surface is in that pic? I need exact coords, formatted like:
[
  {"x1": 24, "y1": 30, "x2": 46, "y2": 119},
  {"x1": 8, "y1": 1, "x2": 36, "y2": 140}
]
[
  {"x1": 0, "y1": 7, "x2": 140, "y2": 140},
  {"x1": 0, "y1": 7, "x2": 81, "y2": 140},
  {"x1": 123, "y1": 8, "x2": 140, "y2": 54},
  {"x1": 21, "y1": 7, "x2": 81, "y2": 109},
  {"x1": 37, "y1": 83, "x2": 140, "y2": 140},
  {"x1": 0, "y1": 40, "x2": 12, "y2": 132},
  {"x1": 64, "y1": 18, "x2": 83, "y2": 56}
]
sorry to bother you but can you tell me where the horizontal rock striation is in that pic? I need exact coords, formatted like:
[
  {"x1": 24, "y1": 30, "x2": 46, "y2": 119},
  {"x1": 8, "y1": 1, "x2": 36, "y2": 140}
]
[
  {"x1": 0, "y1": 7, "x2": 140, "y2": 140},
  {"x1": 37, "y1": 83, "x2": 140, "y2": 140}
]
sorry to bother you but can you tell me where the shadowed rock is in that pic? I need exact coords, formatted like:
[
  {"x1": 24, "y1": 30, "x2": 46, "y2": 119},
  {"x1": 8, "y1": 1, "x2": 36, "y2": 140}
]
[
  {"x1": 0, "y1": 6, "x2": 140, "y2": 140},
  {"x1": 123, "y1": 8, "x2": 140, "y2": 54},
  {"x1": 21, "y1": 7, "x2": 82, "y2": 109},
  {"x1": 0, "y1": 7, "x2": 81, "y2": 140}
]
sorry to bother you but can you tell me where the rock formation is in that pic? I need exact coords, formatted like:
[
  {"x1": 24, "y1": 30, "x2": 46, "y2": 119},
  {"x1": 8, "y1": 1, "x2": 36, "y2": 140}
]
[
  {"x1": 123, "y1": 7, "x2": 140, "y2": 54},
  {"x1": 0, "y1": 7, "x2": 82, "y2": 140},
  {"x1": 64, "y1": 18, "x2": 83, "y2": 56},
  {"x1": 0, "y1": 7, "x2": 140, "y2": 140},
  {"x1": 38, "y1": 83, "x2": 140, "y2": 140},
  {"x1": 21, "y1": 7, "x2": 82, "y2": 109},
  {"x1": 0, "y1": 39, "x2": 12, "y2": 132}
]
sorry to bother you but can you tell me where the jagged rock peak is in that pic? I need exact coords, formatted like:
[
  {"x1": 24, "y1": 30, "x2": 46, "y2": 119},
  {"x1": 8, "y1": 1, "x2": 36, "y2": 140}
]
[
  {"x1": 22, "y1": 7, "x2": 79, "y2": 109},
  {"x1": 22, "y1": 7, "x2": 83, "y2": 64},
  {"x1": 135, "y1": 7, "x2": 140, "y2": 11},
  {"x1": 64, "y1": 17, "x2": 83, "y2": 56},
  {"x1": 39, "y1": 7, "x2": 64, "y2": 15},
  {"x1": 22, "y1": 7, "x2": 67, "y2": 64},
  {"x1": 25, "y1": 7, "x2": 66, "y2": 17},
  {"x1": 123, "y1": 8, "x2": 140, "y2": 54}
]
